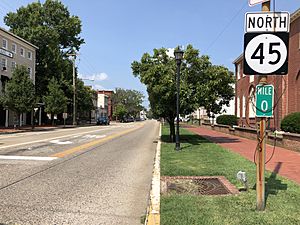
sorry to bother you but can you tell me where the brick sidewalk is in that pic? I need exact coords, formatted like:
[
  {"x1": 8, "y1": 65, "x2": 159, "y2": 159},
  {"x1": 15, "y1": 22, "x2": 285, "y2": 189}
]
[{"x1": 185, "y1": 125, "x2": 300, "y2": 185}]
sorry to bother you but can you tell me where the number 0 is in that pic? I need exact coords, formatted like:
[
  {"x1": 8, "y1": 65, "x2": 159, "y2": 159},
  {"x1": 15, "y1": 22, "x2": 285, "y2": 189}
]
[{"x1": 261, "y1": 100, "x2": 268, "y2": 112}]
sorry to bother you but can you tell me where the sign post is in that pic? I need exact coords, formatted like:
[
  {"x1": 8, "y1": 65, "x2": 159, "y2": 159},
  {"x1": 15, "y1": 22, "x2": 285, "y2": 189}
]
[{"x1": 243, "y1": 0, "x2": 290, "y2": 211}]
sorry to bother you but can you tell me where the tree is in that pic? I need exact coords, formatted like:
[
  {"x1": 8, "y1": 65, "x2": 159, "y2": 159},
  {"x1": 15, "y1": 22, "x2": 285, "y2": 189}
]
[
  {"x1": 4, "y1": 0, "x2": 84, "y2": 98},
  {"x1": 43, "y1": 77, "x2": 67, "y2": 125},
  {"x1": 111, "y1": 88, "x2": 144, "y2": 119},
  {"x1": 132, "y1": 44, "x2": 235, "y2": 141},
  {"x1": 76, "y1": 79, "x2": 97, "y2": 120},
  {"x1": 1, "y1": 66, "x2": 36, "y2": 126},
  {"x1": 113, "y1": 104, "x2": 127, "y2": 121}
]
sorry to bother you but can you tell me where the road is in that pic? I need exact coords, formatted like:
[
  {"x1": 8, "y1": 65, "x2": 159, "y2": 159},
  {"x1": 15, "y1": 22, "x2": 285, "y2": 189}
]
[{"x1": 0, "y1": 120, "x2": 160, "y2": 225}]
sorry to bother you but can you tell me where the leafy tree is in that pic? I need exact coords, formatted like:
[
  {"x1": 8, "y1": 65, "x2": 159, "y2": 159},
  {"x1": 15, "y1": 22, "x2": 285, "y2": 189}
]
[
  {"x1": 132, "y1": 44, "x2": 234, "y2": 141},
  {"x1": 43, "y1": 77, "x2": 67, "y2": 125},
  {"x1": 1, "y1": 66, "x2": 36, "y2": 126},
  {"x1": 4, "y1": 0, "x2": 84, "y2": 98},
  {"x1": 111, "y1": 88, "x2": 144, "y2": 118},
  {"x1": 76, "y1": 79, "x2": 97, "y2": 119},
  {"x1": 113, "y1": 104, "x2": 127, "y2": 121}
]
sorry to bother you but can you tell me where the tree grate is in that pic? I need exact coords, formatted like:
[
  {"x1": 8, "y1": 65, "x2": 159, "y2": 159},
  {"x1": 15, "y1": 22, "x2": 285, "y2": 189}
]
[{"x1": 161, "y1": 176, "x2": 239, "y2": 196}]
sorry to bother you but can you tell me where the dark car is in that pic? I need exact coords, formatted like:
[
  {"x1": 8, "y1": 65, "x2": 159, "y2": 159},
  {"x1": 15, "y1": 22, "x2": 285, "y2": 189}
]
[{"x1": 97, "y1": 116, "x2": 110, "y2": 125}]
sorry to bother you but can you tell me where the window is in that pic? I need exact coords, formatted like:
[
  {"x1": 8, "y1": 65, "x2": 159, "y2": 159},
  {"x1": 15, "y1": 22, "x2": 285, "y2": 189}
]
[
  {"x1": 2, "y1": 39, "x2": 7, "y2": 49},
  {"x1": 27, "y1": 67, "x2": 32, "y2": 79},
  {"x1": 1, "y1": 58, "x2": 7, "y2": 70},
  {"x1": 12, "y1": 43, "x2": 17, "y2": 53},
  {"x1": 249, "y1": 75, "x2": 254, "y2": 83},
  {"x1": 236, "y1": 97, "x2": 240, "y2": 117},
  {"x1": 27, "y1": 51, "x2": 32, "y2": 60},
  {"x1": 20, "y1": 47, "x2": 25, "y2": 57},
  {"x1": 237, "y1": 64, "x2": 241, "y2": 80},
  {"x1": 249, "y1": 88, "x2": 256, "y2": 118},
  {"x1": 11, "y1": 61, "x2": 16, "y2": 70},
  {"x1": 242, "y1": 95, "x2": 246, "y2": 118}
]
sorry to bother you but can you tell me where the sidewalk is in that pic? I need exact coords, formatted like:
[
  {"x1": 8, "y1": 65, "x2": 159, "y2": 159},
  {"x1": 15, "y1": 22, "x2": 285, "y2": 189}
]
[{"x1": 185, "y1": 125, "x2": 300, "y2": 185}]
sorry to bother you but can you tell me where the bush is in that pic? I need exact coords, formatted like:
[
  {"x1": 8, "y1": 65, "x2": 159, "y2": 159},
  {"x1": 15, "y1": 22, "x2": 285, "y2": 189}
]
[
  {"x1": 281, "y1": 112, "x2": 300, "y2": 134},
  {"x1": 216, "y1": 115, "x2": 238, "y2": 127}
]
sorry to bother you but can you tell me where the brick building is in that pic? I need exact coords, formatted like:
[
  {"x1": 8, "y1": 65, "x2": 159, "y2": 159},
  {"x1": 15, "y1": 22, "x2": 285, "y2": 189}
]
[
  {"x1": 0, "y1": 27, "x2": 38, "y2": 127},
  {"x1": 233, "y1": 8, "x2": 300, "y2": 130},
  {"x1": 96, "y1": 90, "x2": 113, "y2": 121}
]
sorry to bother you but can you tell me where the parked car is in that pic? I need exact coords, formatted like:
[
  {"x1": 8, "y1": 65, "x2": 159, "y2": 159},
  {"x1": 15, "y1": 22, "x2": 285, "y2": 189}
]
[
  {"x1": 97, "y1": 116, "x2": 110, "y2": 125},
  {"x1": 121, "y1": 116, "x2": 135, "y2": 123}
]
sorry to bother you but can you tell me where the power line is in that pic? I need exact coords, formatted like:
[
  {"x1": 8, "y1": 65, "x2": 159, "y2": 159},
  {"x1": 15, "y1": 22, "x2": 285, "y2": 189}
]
[{"x1": 204, "y1": 2, "x2": 248, "y2": 53}]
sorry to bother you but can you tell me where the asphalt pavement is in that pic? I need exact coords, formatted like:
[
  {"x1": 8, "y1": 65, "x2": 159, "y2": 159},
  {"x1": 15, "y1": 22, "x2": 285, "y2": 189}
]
[{"x1": 0, "y1": 120, "x2": 160, "y2": 225}]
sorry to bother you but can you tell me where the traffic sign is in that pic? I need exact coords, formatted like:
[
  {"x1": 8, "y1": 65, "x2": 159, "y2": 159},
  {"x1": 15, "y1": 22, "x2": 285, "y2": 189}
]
[
  {"x1": 249, "y1": 0, "x2": 269, "y2": 7},
  {"x1": 245, "y1": 12, "x2": 290, "y2": 33},
  {"x1": 243, "y1": 32, "x2": 289, "y2": 75},
  {"x1": 256, "y1": 84, "x2": 274, "y2": 117}
]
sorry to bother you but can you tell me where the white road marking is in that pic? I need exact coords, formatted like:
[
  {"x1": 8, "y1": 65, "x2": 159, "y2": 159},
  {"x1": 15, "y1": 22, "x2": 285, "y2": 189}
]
[
  {"x1": 0, "y1": 126, "x2": 120, "y2": 150},
  {"x1": 49, "y1": 140, "x2": 73, "y2": 145},
  {"x1": 0, "y1": 155, "x2": 57, "y2": 161},
  {"x1": 83, "y1": 134, "x2": 106, "y2": 139}
]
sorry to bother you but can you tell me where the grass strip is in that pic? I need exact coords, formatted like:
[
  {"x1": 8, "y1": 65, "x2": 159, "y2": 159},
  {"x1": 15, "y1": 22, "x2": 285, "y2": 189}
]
[{"x1": 161, "y1": 125, "x2": 300, "y2": 225}]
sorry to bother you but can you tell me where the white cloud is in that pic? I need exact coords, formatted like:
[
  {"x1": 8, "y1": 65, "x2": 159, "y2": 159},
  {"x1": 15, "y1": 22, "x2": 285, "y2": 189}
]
[
  {"x1": 79, "y1": 72, "x2": 109, "y2": 81},
  {"x1": 92, "y1": 73, "x2": 108, "y2": 81}
]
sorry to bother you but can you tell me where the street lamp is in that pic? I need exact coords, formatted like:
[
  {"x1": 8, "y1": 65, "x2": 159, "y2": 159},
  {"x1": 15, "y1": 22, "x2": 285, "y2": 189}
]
[{"x1": 174, "y1": 48, "x2": 184, "y2": 151}]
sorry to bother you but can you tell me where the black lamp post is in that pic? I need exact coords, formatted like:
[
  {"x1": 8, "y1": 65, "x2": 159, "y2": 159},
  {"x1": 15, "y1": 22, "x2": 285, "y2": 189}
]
[{"x1": 174, "y1": 48, "x2": 184, "y2": 151}]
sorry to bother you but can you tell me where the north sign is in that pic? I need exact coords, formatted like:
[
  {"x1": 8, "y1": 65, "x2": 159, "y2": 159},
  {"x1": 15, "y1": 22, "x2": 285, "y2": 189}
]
[
  {"x1": 243, "y1": 32, "x2": 289, "y2": 75},
  {"x1": 256, "y1": 84, "x2": 274, "y2": 117},
  {"x1": 245, "y1": 12, "x2": 290, "y2": 33}
]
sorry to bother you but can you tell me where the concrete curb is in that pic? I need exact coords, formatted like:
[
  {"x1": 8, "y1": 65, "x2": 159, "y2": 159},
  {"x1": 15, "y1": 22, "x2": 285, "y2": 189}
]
[{"x1": 145, "y1": 123, "x2": 161, "y2": 225}]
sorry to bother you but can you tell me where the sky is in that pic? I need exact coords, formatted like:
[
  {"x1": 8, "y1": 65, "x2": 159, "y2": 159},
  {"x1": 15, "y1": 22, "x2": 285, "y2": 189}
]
[{"x1": 0, "y1": 0, "x2": 299, "y2": 107}]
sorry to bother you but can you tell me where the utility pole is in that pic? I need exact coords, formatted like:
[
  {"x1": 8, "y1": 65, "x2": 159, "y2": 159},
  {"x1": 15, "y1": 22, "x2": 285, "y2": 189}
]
[
  {"x1": 67, "y1": 52, "x2": 77, "y2": 126},
  {"x1": 256, "y1": 0, "x2": 270, "y2": 211}
]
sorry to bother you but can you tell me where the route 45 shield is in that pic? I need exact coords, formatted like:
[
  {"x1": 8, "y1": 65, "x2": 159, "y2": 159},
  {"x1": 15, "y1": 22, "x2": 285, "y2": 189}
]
[{"x1": 243, "y1": 32, "x2": 289, "y2": 75}]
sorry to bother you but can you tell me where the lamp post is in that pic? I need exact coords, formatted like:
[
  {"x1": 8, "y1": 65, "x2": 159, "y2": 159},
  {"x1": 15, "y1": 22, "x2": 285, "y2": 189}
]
[{"x1": 174, "y1": 48, "x2": 184, "y2": 151}]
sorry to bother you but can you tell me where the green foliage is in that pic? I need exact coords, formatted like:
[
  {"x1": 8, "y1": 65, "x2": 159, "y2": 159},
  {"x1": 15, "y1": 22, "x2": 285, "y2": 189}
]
[
  {"x1": 1, "y1": 66, "x2": 36, "y2": 114},
  {"x1": 132, "y1": 44, "x2": 235, "y2": 141},
  {"x1": 76, "y1": 79, "x2": 96, "y2": 114},
  {"x1": 4, "y1": 0, "x2": 84, "y2": 97},
  {"x1": 43, "y1": 77, "x2": 67, "y2": 115},
  {"x1": 112, "y1": 88, "x2": 144, "y2": 117},
  {"x1": 216, "y1": 114, "x2": 238, "y2": 126},
  {"x1": 113, "y1": 104, "x2": 127, "y2": 120},
  {"x1": 281, "y1": 112, "x2": 300, "y2": 134}
]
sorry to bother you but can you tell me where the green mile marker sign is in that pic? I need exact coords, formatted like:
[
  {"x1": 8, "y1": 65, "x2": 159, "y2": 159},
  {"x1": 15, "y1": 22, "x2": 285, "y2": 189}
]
[{"x1": 256, "y1": 84, "x2": 274, "y2": 117}]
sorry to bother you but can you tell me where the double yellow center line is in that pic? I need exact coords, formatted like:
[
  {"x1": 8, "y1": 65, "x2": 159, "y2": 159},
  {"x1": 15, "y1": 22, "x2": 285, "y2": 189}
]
[{"x1": 51, "y1": 124, "x2": 143, "y2": 158}]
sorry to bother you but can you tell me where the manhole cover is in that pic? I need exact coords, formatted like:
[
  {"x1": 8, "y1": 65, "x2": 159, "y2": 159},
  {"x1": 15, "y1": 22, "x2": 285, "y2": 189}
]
[{"x1": 161, "y1": 176, "x2": 239, "y2": 196}]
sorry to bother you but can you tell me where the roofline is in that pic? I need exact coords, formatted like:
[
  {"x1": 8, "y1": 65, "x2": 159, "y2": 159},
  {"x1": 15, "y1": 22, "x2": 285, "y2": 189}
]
[
  {"x1": 291, "y1": 7, "x2": 300, "y2": 23},
  {"x1": 232, "y1": 53, "x2": 243, "y2": 64},
  {"x1": 0, "y1": 27, "x2": 39, "y2": 49}
]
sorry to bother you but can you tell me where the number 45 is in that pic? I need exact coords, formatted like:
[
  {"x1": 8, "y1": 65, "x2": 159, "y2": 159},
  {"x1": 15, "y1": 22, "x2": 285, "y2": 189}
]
[{"x1": 251, "y1": 42, "x2": 281, "y2": 65}]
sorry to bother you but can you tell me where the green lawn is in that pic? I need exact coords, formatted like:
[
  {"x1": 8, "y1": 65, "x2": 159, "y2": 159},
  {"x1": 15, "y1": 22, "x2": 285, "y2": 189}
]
[{"x1": 161, "y1": 125, "x2": 300, "y2": 225}]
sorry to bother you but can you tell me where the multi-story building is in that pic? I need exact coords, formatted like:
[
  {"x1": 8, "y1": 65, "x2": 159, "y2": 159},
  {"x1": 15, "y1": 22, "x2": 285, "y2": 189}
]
[
  {"x1": 0, "y1": 27, "x2": 38, "y2": 127},
  {"x1": 233, "y1": 8, "x2": 300, "y2": 130},
  {"x1": 96, "y1": 90, "x2": 113, "y2": 121}
]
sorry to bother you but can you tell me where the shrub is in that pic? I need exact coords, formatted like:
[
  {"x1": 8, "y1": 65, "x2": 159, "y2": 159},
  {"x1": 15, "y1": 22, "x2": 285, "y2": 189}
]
[
  {"x1": 216, "y1": 115, "x2": 238, "y2": 127},
  {"x1": 281, "y1": 112, "x2": 300, "y2": 134}
]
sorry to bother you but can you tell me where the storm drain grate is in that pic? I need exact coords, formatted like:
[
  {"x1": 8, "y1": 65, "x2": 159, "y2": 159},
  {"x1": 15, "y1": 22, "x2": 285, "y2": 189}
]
[{"x1": 161, "y1": 176, "x2": 239, "y2": 196}]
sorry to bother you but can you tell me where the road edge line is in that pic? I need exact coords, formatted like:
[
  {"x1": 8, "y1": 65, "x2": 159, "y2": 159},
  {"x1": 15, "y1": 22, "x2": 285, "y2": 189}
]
[{"x1": 145, "y1": 122, "x2": 161, "y2": 225}]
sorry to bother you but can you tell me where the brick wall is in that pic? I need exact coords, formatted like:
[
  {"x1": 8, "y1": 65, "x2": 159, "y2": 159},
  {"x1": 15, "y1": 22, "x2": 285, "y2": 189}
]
[{"x1": 199, "y1": 124, "x2": 300, "y2": 153}]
